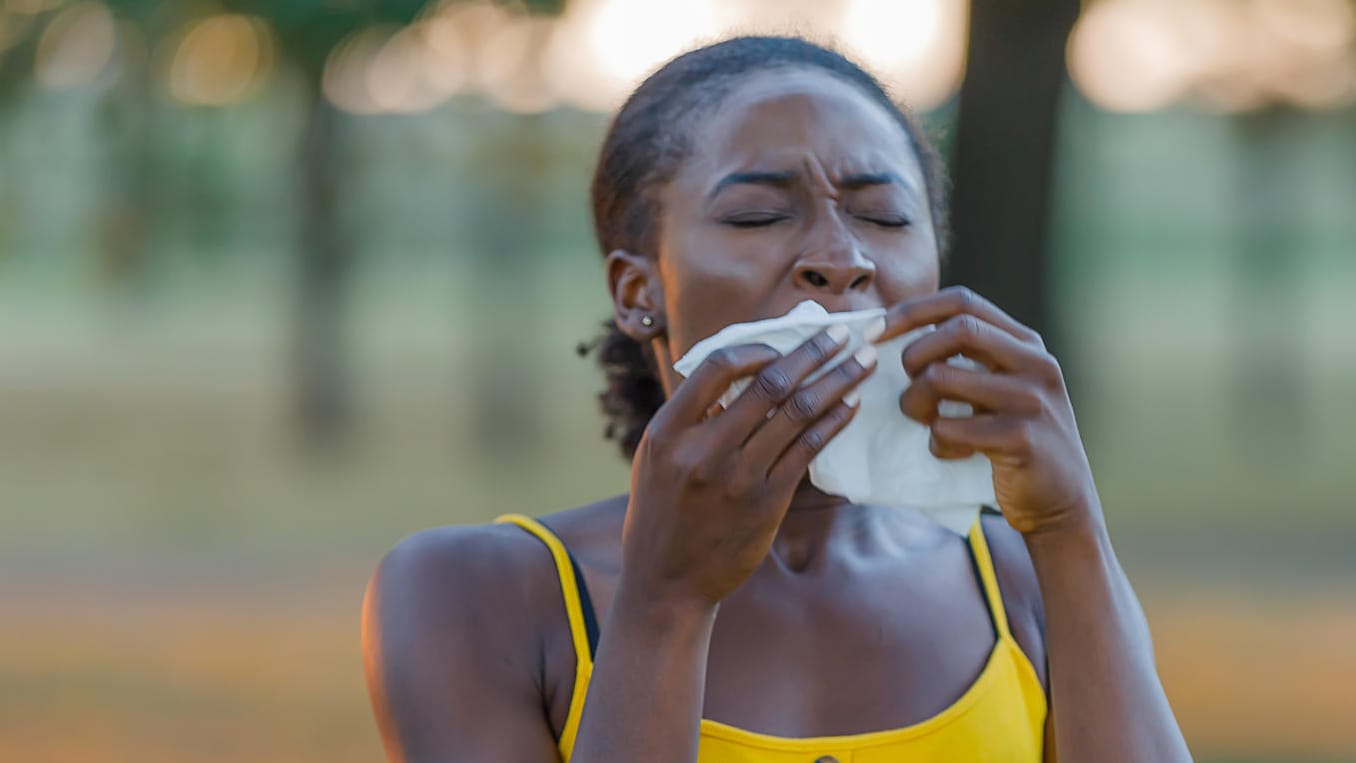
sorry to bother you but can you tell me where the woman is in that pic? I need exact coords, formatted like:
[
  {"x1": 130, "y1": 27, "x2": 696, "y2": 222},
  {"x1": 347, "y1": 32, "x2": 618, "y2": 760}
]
[{"x1": 361, "y1": 35, "x2": 1192, "y2": 762}]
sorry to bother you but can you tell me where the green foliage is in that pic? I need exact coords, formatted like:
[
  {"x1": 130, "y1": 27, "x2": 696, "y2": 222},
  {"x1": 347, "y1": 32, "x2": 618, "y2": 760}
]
[{"x1": 218, "y1": 0, "x2": 426, "y2": 76}]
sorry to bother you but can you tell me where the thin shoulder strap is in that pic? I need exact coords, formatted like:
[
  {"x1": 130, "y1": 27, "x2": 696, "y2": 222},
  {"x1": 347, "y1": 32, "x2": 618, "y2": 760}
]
[
  {"x1": 966, "y1": 511, "x2": 1014, "y2": 642},
  {"x1": 494, "y1": 513, "x2": 599, "y2": 664},
  {"x1": 495, "y1": 513, "x2": 598, "y2": 762}
]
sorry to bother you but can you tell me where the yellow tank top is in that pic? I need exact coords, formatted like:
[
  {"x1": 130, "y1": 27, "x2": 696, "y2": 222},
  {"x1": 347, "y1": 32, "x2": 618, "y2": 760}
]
[{"x1": 495, "y1": 511, "x2": 1047, "y2": 762}]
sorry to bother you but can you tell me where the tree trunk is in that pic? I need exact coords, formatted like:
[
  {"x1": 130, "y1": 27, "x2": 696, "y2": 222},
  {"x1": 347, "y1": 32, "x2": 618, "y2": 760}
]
[
  {"x1": 1231, "y1": 107, "x2": 1308, "y2": 458},
  {"x1": 464, "y1": 111, "x2": 549, "y2": 465},
  {"x1": 946, "y1": 0, "x2": 1080, "y2": 349},
  {"x1": 295, "y1": 79, "x2": 350, "y2": 451}
]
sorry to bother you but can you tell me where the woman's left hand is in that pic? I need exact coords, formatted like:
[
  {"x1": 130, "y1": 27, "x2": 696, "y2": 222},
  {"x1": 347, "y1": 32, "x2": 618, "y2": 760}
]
[{"x1": 864, "y1": 286, "x2": 1099, "y2": 537}]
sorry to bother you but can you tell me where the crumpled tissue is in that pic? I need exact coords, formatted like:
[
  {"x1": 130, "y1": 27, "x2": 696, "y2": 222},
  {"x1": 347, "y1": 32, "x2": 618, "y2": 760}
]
[{"x1": 672, "y1": 299, "x2": 995, "y2": 535}]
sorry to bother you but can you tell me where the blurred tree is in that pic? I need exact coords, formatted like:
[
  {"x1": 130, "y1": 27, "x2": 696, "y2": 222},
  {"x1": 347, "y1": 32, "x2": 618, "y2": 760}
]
[
  {"x1": 217, "y1": 0, "x2": 426, "y2": 450},
  {"x1": 946, "y1": 0, "x2": 1079, "y2": 351},
  {"x1": 0, "y1": 7, "x2": 40, "y2": 262},
  {"x1": 0, "y1": 10, "x2": 38, "y2": 108},
  {"x1": 98, "y1": 1, "x2": 163, "y2": 288},
  {"x1": 1230, "y1": 107, "x2": 1310, "y2": 458},
  {"x1": 0, "y1": 2, "x2": 160, "y2": 282},
  {"x1": 461, "y1": 110, "x2": 554, "y2": 464}
]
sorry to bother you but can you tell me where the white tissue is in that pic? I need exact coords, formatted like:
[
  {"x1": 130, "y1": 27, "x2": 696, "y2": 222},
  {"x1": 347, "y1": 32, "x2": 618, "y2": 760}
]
[{"x1": 672, "y1": 299, "x2": 995, "y2": 535}]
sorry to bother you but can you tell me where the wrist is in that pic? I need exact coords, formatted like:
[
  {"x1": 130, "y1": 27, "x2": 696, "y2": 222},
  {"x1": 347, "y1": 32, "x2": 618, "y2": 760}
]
[
  {"x1": 611, "y1": 576, "x2": 720, "y2": 635},
  {"x1": 1021, "y1": 494, "x2": 1112, "y2": 563}
]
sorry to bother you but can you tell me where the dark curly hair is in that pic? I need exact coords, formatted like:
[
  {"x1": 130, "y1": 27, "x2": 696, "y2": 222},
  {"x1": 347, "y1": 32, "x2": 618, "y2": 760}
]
[{"x1": 575, "y1": 35, "x2": 951, "y2": 463}]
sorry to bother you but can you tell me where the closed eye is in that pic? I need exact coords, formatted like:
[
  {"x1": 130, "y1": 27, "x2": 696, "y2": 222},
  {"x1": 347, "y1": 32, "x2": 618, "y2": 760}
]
[
  {"x1": 856, "y1": 214, "x2": 910, "y2": 229},
  {"x1": 723, "y1": 212, "x2": 790, "y2": 228}
]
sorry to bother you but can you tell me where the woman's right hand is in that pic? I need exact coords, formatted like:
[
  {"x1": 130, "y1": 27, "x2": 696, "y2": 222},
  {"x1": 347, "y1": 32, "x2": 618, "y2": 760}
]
[{"x1": 619, "y1": 325, "x2": 879, "y2": 611}]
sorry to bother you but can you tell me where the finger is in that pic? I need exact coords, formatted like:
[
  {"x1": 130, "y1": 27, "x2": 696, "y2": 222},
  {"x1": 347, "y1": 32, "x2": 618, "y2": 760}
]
[
  {"x1": 929, "y1": 431, "x2": 974, "y2": 460},
  {"x1": 741, "y1": 342, "x2": 877, "y2": 467},
  {"x1": 930, "y1": 414, "x2": 1029, "y2": 458},
  {"x1": 669, "y1": 343, "x2": 785, "y2": 425},
  {"x1": 706, "y1": 325, "x2": 853, "y2": 441},
  {"x1": 767, "y1": 395, "x2": 860, "y2": 488},
  {"x1": 866, "y1": 286, "x2": 1043, "y2": 347},
  {"x1": 900, "y1": 313, "x2": 1041, "y2": 377},
  {"x1": 901, "y1": 362, "x2": 1041, "y2": 424}
]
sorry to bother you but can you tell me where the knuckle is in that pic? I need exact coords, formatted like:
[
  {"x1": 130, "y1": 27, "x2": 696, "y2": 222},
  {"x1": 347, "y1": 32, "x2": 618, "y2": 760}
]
[
  {"x1": 805, "y1": 332, "x2": 838, "y2": 363},
  {"x1": 706, "y1": 347, "x2": 739, "y2": 373},
  {"x1": 1010, "y1": 419, "x2": 1036, "y2": 449},
  {"x1": 1015, "y1": 389, "x2": 1044, "y2": 416},
  {"x1": 953, "y1": 314, "x2": 982, "y2": 341},
  {"x1": 950, "y1": 285, "x2": 976, "y2": 309},
  {"x1": 785, "y1": 389, "x2": 821, "y2": 421},
  {"x1": 669, "y1": 447, "x2": 710, "y2": 481},
  {"x1": 797, "y1": 427, "x2": 827, "y2": 453},
  {"x1": 1036, "y1": 351, "x2": 1065, "y2": 387},
  {"x1": 752, "y1": 366, "x2": 795, "y2": 400}
]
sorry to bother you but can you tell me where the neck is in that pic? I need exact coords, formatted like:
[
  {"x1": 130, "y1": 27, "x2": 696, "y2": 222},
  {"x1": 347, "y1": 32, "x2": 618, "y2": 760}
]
[
  {"x1": 769, "y1": 477, "x2": 863, "y2": 572},
  {"x1": 786, "y1": 476, "x2": 852, "y2": 515}
]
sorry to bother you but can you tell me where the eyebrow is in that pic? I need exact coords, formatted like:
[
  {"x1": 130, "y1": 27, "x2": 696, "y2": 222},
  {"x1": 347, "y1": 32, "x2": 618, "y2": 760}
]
[
  {"x1": 706, "y1": 169, "x2": 907, "y2": 201},
  {"x1": 839, "y1": 171, "x2": 905, "y2": 190},
  {"x1": 707, "y1": 171, "x2": 798, "y2": 200}
]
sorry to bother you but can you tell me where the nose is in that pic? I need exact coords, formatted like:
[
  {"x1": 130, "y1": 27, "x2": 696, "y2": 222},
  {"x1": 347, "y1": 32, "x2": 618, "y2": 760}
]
[{"x1": 793, "y1": 216, "x2": 875, "y2": 294}]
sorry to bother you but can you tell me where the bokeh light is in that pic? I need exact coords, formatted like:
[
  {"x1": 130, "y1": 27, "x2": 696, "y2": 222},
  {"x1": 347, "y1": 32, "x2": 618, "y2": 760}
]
[
  {"x1": 321, "y1": 0, "x2": 969, "y2": 116},
  {"x1": 167, "y1": 14, "x2": 275, "y2": 107},
  {"x1": 323, "y1": 25, "x2": 397, "y2": 115},
  {"x1": 475, "y1": 11, "x2": 558, "y2": 114},
  {"x1": 1068, "y1": 0, "x2": 1356, "y2": 113},
  {"x1": 33, "y1": 1, "x2": 116, "y2": 90},
  {"x1": 836, "y1": 0, "x2": 969, "y2": 109}
]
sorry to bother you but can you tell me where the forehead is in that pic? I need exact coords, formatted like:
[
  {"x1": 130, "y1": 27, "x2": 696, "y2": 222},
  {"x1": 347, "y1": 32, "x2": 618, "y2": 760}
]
[{"x1": 677, "y1": 67, "x2": 921, "y2": 188}]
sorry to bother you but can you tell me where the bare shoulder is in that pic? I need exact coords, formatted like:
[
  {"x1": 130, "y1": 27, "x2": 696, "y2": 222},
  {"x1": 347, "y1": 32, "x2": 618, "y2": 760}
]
[
  {"x1": 362, "y1": 521, "x2": 561, "y2": 696},
  {"x1": 362, "y1": 492, "x2": 627, "y2": 672},
  {"x1": 980, "y1": 510, "x2": 1049, "y2": 690},
  {"x1": 360, "y1": 521, "x2": 568, "y2": 761},
  {"x1": 369, "y1": 521, "x2": 559, "y2": 618}
]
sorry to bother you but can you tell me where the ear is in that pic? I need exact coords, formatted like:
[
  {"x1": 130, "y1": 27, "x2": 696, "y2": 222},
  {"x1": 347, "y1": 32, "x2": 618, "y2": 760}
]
[{"x1": 605, "y1": 249, "x2": 664, "y2": 341}]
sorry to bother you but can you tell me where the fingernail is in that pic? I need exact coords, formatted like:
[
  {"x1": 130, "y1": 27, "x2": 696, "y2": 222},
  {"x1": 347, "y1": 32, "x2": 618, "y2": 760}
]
[
  {"x1": 843, "y1": 389, "x2": 860, "y2": 407},
  {"x1": 853, "y1": 344, "x2": 877, "y2": 367},
  {"x1": 863, "y1": 316, "x2": 886, "y2": 343},
  {"x1": 826, "y1": 324, "x2": 851, "y2": 345}
]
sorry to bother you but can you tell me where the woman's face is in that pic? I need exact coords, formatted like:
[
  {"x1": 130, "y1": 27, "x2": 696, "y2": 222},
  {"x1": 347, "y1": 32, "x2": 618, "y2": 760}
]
[{"x1": 632, "y1": 67, "x2": 940, "y2": 392}]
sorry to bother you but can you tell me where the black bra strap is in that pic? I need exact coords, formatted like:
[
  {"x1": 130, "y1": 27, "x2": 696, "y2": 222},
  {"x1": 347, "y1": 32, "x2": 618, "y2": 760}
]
[
  {"x1": 564, "y1": 548, "x2": 600, "y2": 660},
  {"x1": 964, "y1": 532, "x2": 1001, "y2": 641}
]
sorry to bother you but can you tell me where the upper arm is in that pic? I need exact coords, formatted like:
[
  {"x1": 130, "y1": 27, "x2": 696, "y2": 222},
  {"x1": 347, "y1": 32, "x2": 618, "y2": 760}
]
[{"x1": 361, "y1": 525, "x2": 562, "y2": 763}]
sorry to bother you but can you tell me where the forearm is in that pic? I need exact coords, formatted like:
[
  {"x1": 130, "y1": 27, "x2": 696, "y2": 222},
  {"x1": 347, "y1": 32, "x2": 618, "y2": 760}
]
[
  {"x1": 569, "y1": 581, "x2": 717, "y2": 763},
  {"x1": 1024, "y1": 497, "x2": 1192, "y2": 763}
]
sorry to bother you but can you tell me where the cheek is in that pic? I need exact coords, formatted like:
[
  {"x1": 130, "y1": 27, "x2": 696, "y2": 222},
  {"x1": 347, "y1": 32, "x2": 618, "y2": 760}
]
[
  {"x1": 870, "y1": 220, "x2": 941, "y2": 299},
  {"x1": 659, "y1": 226, "x2": 785, "y2": 352},
  {"x1": 880, "y1": 245, "x2": 941, "y2": 297}
]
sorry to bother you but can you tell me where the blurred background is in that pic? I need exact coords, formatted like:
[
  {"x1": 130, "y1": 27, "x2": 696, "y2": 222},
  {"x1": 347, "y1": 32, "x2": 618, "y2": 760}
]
[{"x1": 1, "y1": 0, "x2": 1353, "y2": 760}]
